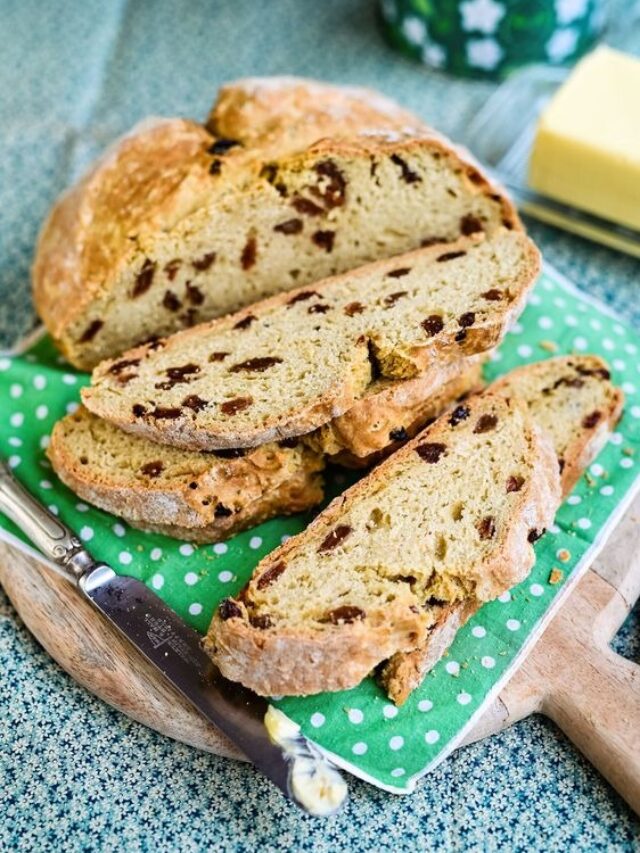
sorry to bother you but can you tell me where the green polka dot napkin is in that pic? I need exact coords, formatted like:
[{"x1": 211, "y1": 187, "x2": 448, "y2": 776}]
[{"x1": 1, "y1": 263, "x2": 639, "y2": 793}]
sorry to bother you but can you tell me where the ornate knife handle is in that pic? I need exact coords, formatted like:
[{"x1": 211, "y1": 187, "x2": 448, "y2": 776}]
[{"x1": 0, "y1": 459, "x2": 96, "y2": 583}]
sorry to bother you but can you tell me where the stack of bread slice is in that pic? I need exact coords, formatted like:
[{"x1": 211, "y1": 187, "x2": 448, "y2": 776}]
[
  {"x1": 37, "y1": 78, "x2": 624, "y2": 703},
  {"x1": 49, "y1": 227, "x2": 539, "y2": 540}
]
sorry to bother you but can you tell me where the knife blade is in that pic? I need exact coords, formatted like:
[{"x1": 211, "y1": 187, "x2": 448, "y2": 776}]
[{"x1": 0, "y1": 459, "x2": 348, "y2": 816}]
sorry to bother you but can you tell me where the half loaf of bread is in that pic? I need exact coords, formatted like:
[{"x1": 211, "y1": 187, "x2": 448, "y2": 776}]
[{"x1": 33, "y1": 78, "x2": 519, "y2": 369}]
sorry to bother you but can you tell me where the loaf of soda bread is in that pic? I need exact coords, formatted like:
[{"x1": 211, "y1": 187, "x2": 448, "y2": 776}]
[{"x1": 33, "y1": 77, "x2": 519, "y2": 370}]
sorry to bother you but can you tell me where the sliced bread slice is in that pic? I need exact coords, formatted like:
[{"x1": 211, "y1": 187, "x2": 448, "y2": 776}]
[
  {"x1": 47, "y1": 407, "x2": 324, "y2": 543},
  {"x1": 307, "y1": 354, "x2": 486, "y2": 466},
  {"x1": 381, "y1": 354, "x2": 624, "y2": 704},
  {"x1": 82, "y1": 230, "x2": 539, "y2": 451},
  {"x1": 34, "y1": 78, "x2": 519, "y2": 370},
  {"x1": 491, "y1": 354, "x2": 624, "y2": 494},
  {"x1": 204, "y1": 392, "x2": 560, "y2": 697}
]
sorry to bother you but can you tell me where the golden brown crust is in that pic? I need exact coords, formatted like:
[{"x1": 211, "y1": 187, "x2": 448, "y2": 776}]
[
  {"x1": 380, "y1": 599, "x2": 479, "y2": 705},
  {"x1": 203, "y1": 601, "x2": 429, "y2": 697},
  {"x1": 33, "y1": 119, "x2": 215, "y2": 347},
  {"x1": 208, "y1": 76, "x2": 424, "y2": 157},
  {"x1": 105, "y1": 463, "x2": 324, "y2": 544}
]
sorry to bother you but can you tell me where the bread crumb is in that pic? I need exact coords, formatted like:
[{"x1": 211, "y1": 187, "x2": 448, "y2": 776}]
[
  {"x1": 623, "y1": 447, "x2": 635, "y2": 456},
  {"x1": 549, "y1": 568, "x2": 564, "y2": 585},
  {"x1": 539, "y1": 340, "x2": 558, "y2": 353},
  {"x1": 557, "y1": 549, "x2": 571, "y2": 563}
]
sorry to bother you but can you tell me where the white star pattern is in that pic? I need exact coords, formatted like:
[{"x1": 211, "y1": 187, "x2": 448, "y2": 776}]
[
  {"x1": 422, "y1": 42, "x2": 446, "y2": 69},
  {"x1": 401, "y1": 15, "x2": 427, "y2": 46},
  {"x1": 466, "y1": 37, "x2": 503, "y2": 70},
  {"x1": 546, "y1": 28, "x2": 578, "y2": 62},
  {"x1": 460, "y1": 0, "x2": 505, "y2": 34},
  {"x1": 555, "y1": 0, "x2": 588, "y2": 25},
  {"x1": 380, "y1": 0, "x2": 396, "y2": 23}
]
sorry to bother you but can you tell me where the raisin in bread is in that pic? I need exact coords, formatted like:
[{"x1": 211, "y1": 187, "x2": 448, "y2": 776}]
[
  {"x1": 381, "y1": 354, "x2": 624, "y2": 704},
  {"x1": 34, "y1": 78, "x2": 520, "y2": 370},
  {"x1": 307, "y1": 354, "x2": 486, "y2": 466},
  {"x1": 47, "y1": 407, "x2": 324, "y2": 543},
  {"x1": 82, "y1": 230, "x2": 539, "y2": 451},
  {"x1": 204, "y1": 392, "x2": 560, "y2": 697}
]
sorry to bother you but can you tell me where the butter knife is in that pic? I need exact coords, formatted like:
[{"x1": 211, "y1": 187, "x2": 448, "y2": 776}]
[{"x1": 0, "y1": 459, "x2": 348, "y2": 816}]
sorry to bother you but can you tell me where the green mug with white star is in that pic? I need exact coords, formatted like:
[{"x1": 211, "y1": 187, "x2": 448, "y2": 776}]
[{"x1": 380, "y1": 0, "x2": 608, "y2": 79}]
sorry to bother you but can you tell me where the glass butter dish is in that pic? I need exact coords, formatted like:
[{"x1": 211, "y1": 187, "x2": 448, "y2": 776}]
[{"x1": 463, "y1": 64, "x2": 640, "y2": 258}]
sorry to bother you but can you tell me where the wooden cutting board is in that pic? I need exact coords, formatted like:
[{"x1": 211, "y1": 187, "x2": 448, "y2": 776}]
[{"x1": 1, "y1": 495, "x2": 639, "y2": 812}]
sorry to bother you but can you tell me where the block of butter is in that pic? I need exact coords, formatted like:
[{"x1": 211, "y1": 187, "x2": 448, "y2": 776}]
[{"x1": 529, "y1": 46, "x2": 640, "y2": 231}]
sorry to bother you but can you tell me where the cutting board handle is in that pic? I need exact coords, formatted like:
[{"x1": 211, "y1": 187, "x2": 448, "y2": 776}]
[{"x1": 543, "y1": 643, "x2": 640, "y2": 815}]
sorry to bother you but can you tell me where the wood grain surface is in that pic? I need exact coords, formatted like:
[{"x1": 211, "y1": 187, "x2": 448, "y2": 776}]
[{"x1": 1, "y1": 495, "x2": 639, "y2": 811}]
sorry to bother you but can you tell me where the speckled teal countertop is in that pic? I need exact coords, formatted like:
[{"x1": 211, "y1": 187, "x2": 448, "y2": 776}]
[{"x1": 1, "y1": 1, "x2": 639, "y2": 849}]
